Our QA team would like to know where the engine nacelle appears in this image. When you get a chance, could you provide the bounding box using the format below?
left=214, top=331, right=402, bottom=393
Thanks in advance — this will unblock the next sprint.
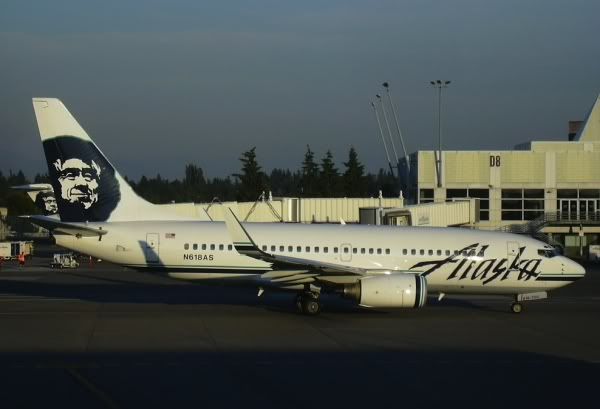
left=343, top=274, right=427, bottom=308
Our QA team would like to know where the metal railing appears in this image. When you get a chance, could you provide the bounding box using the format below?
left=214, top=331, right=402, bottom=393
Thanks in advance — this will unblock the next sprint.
left=498, top=211, right=600, bottom=246
left=500, top=211, right=600, bottom=234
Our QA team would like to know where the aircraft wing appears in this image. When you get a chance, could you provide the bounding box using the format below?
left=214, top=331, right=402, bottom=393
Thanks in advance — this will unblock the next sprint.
left=223, top=207, right=366, bottom=276
left=21, top=215, right=108, bottom=238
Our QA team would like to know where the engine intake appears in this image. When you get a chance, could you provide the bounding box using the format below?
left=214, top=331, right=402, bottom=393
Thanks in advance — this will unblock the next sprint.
left=343, top=274, right=427, bottom=308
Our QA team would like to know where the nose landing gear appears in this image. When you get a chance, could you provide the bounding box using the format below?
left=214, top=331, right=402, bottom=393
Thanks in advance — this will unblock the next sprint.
left=510, top=291, right=547, bottom=314
left=510, top=302, right=523, bottom=314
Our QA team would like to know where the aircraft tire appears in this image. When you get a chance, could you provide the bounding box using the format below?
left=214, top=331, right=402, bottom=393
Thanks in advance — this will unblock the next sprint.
left=510, top=302, right=523, bottom=314
left=301, top=298, right=321, bottom=316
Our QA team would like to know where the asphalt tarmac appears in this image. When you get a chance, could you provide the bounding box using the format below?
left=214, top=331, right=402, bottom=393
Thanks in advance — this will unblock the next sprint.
left=0, top=254, right=598, bottom=409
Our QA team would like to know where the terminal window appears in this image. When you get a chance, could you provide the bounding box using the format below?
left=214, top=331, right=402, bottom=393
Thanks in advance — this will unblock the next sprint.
left=502, top=189, right=544, bottom=221
left=557, top=189, right=600, bottom=221
left=419, top=189, right=434, bottom=204
left=446, top=188, right=489, bottom=221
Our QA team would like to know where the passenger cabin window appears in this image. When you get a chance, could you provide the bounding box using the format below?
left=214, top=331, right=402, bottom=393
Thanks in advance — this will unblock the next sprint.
left=445, top=250, right=451, bottom=256
left=219, top=244, right=224, bottom=251
left=334, top=247, right=339, bottom=254
left=184, top=243, right=189, bottom=250
left=279, top=246, right=284, bottom=252
left=360, top=248, right=366, bottom=254
left=386, top=249, right=390, bottom=255
left=193, top=243, right=198, bottom=250
left=343, top=247, right=349, bottom=253
left=353, top=248, right=357, bottom=254
left=402, top=249, right=407, bottom=255
left=411, top=249, right=416, bottom=255
left=305, top=246, right=310, bottom=253
left=297, top=246, right=302, bottom=252
left=210, top=244, right=215, bottom=250
left=228, top=245, right=233, bottom=251
left=315, top=247, right=319, bottom=253
left=202, top=244, right=207, bottom=250
left=262, top=245, right=267, bottom=251
left=428, top=249, right=433, bottom=256
left=437, top=250, right=442, bottom=256
left=324, top=247, right=329, bottom=253
left=288, top=246, right=293, bottom=252
left=271, top=245, right=276, bottom=252
left=420, top=249, right=425, bottom=255
left=369, top=248, right=374, bottom=254
left=377, top=248, right=382, bottom=255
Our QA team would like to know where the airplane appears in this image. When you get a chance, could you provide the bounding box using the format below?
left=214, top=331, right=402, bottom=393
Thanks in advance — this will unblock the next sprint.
left=24, top=98, right=586, bottom=315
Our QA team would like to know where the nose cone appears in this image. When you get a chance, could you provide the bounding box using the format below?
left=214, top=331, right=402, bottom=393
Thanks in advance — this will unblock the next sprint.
left=563, top=257, right=586, bottom=278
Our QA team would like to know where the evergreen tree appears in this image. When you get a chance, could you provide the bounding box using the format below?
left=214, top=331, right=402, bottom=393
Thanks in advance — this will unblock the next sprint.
left=234, top=147, right=267, bottom=201
left=342, top=147, right=367, bottom=197
left=300, top=145, right=319, bottom=197
left=34, top=173, right=50, bottom=183
left=270, top=168, right=300, bottom=197
left=319, top=150, right=339, bottom=197
left=183, top=164, right=206, bottom=202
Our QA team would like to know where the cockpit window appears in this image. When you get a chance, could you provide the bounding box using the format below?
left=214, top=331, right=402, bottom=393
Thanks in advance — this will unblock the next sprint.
left=538, top=249, right=558, bottom=258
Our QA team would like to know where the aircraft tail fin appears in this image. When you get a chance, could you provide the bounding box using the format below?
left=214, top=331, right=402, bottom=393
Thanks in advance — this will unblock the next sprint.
left=11, top=184, right=58, bottom=215
left=32, top=98, right=189, bottom=222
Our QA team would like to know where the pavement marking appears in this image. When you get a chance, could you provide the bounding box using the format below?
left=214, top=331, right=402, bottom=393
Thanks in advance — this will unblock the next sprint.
left=0, top=276, right=42, bottom=281
left=0, top=293, right=82, bottom=302
left=66, top=367, right=120, bottom=409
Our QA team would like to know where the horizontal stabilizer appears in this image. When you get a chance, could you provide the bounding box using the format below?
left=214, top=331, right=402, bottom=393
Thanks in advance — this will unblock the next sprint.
left=11, top=184, right=54, bottom=192
left=21, top=215, right=108, bottom=238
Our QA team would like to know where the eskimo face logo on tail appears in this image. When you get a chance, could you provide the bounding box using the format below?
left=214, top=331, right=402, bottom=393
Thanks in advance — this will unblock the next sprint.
left=34, top=191, right=58, bottom=215
left=53, top=158, right=100, bottom=209
left=43, top=136, right=120, bottom=222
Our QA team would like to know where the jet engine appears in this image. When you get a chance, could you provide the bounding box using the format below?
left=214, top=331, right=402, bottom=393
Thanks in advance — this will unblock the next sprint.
left=343, top=274, right=427, bottom=308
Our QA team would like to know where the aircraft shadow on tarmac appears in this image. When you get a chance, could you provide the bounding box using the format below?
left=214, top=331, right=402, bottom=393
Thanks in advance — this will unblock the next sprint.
left=0, top=269, right=500, bottom=315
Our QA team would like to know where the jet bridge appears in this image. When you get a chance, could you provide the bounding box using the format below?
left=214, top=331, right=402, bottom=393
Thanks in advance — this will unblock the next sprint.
left=360, top=199, right=478, bottom=227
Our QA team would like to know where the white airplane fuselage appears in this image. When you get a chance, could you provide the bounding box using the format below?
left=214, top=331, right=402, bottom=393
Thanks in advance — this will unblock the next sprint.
left=55, top=220, right=584, bottom=295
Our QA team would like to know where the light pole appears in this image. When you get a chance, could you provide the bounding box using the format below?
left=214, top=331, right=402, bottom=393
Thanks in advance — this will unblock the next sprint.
left=430, top=80, right=451, bottom=188
left=382, top=82, right=410, bottom=175
left=370, top=101, right=395, bottom=178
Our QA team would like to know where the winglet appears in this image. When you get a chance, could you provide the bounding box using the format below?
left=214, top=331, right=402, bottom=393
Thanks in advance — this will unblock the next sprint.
left=222, top=207, right=264, bottom=257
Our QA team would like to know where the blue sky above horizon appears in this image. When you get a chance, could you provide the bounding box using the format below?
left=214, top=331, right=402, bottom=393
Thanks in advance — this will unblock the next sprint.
left=1, top=0, right=599, bottom=180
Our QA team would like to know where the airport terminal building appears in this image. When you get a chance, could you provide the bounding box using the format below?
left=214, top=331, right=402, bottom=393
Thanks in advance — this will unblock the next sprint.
left=410, top=94, right=600, bottom=256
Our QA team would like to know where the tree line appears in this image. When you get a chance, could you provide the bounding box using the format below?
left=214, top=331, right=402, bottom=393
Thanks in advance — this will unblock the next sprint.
left=0, top=146, right=398, bottom=216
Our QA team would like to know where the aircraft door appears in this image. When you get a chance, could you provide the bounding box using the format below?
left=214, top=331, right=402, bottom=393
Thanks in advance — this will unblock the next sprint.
left=507, top=241, right=520, bottom=270
left=145, top=233, right=160, bottom=263
left=340, top=243, right=352, bottom=262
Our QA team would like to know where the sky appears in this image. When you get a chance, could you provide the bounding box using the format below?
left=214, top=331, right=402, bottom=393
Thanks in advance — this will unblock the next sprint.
left=1, top=0, right=599, bottom=180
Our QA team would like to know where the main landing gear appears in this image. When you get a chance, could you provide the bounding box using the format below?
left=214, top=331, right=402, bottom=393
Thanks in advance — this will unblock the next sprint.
left=296, top=292, right=322, bottom=315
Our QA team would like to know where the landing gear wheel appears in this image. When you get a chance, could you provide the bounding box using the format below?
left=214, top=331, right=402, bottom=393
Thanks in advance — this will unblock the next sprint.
left=510, top=302, right=523, bottom=314
left=301, top=298, right=321, bottom=315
